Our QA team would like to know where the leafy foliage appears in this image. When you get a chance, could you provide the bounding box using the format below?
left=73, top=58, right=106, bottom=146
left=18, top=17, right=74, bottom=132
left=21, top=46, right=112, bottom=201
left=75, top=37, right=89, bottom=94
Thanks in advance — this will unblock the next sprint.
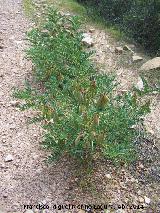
left=14, top=7, right=152, bottom=166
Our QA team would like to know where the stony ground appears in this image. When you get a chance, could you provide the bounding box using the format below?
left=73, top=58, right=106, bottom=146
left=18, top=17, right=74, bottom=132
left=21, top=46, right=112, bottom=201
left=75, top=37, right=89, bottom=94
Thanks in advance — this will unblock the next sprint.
left=0, top=0, right=159, bottom=213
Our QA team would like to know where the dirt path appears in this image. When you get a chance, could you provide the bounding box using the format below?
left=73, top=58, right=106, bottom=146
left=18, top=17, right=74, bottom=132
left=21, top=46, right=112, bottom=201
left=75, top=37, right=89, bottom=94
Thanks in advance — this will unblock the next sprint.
left=0, top=1, right=70, bottom=212
left=0, top=0, right=159, bottom=213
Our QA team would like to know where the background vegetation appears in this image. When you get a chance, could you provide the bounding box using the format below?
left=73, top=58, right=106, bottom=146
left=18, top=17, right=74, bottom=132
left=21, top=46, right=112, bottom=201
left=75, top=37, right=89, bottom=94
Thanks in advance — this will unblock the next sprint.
left=77, top=0, right=160, bottom=55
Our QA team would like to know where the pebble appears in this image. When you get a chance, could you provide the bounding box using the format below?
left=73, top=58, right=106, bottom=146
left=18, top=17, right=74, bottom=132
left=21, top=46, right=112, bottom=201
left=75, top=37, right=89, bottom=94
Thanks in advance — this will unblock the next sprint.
left=146, top=126, right=154, bottom=135
left=10, top=100, right=20, bottom=107
left=105, top=173, right=112, bottom=179
left=4, top=154, right=14, bottom=162
left=89, top=28, right=95, bottom=33
left=78, top=210, right=85, bottom=213
left=115, top=47, right=123, bottom=54
left=3, top=193, right=8, bottom=198
left=138, top=163, right=144, bottom=169
left=9, top=35, right=15, bottom=41
left=116, top=210, right=125, bottom=213
left=137, top=190, right=142, bottom=195
left=10, top=124, right=16, bottom=130
left=82, top=33, right=94, bottom=47
left=0, top=164, right=6, bottom=168
left=132, top=55, right=143, bottom=62
left=14, top=40, right=23, bottom=45
left=139, top=197, right=144, bottom=203
left=144, top=196, right=151, bottom=204
left=130, top=177, right=136, bottom=182
left=135, top=77, right=144, bottom=91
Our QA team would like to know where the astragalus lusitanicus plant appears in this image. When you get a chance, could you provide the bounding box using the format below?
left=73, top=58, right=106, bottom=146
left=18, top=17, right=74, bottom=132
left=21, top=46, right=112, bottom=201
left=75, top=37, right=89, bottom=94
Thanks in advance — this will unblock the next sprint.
left=14, top=7, right=151, bottom=166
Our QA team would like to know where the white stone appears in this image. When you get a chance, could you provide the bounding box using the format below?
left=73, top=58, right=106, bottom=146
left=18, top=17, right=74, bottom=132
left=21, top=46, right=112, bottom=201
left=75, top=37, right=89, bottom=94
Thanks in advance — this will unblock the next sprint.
left=139, top=197, right=144, bottom=203
left=135, top=77, right=144, bottom=90
left=146, top=126, right=154, bottom=135
left=130, top=177, right=136, bottom=182
left=139, top=163, right=144, bottom=169
left=140, top=57, right=160, bottom=71
left=10, top=124, right=16, bottom=130
left=82, top=33, right=94, bottom=47
left=9, top=36, right=15, bottom=41
left=14, top=40, right=23, bottom=45
left=116, top=210, right=125, bottom=213
left=144, top=196, right=151, bottom=204
left=105, top=173, right=112, bottom=179
left=64, top=12, right=71, bottom=16
left=10, top=100, right=20, bottom=107
left=132, top=55, right=143, bottom=62
left=4, top=154, right=14, bottom=162
left=89, top=28, right=95, bottom=33
left=78, top=210, right=85, bottom=213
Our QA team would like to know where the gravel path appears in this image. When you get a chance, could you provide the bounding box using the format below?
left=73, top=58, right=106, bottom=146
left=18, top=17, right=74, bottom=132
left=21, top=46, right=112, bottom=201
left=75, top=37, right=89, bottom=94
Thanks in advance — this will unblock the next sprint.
left=0, top=1, right=70, bottom=212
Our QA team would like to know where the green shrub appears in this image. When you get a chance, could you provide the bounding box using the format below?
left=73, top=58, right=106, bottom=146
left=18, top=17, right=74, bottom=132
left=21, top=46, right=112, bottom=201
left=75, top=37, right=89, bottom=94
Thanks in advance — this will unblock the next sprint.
left=14, top=8, right=152, bottom=166
left=78, top=0, right=160, bottom=55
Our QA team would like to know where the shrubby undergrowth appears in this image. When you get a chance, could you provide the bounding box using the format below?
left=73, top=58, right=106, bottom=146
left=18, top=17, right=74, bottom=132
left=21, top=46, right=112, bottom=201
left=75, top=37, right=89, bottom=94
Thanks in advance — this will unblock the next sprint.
left=77, top=0, right=160, bottom=55
left=14, top=8, right=152, bottom=166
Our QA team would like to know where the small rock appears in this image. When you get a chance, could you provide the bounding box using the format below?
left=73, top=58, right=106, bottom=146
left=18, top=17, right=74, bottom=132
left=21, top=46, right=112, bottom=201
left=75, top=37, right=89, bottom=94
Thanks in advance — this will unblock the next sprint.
left=137, top=190, right=142, bottom=195
left=64, top=12, right=71, bottom=16
left=105, top=173, right=112, bottom=179
left=0, top=164, right=6, bottom=168
left=60, top=11, right=71, bottom=16
left=132, top=55, right=143, bottom=62
left=3, top=193, right=8, bottom=198
left=4, top=154, right=14, bottom=162
left=140, top=57, right=160, bottom=71
left=78, top=210, right=85, bottom=213
left=10, top=100, right=20, bottom=107
left=138, top=163, right=144, bottom=169
left=89, top=28, right=95, bottom=33
left=14, top=40, right=23, bottom=45
left=130, top=177, right=136, bottom=182
left=115, top=47, right=123, bottom=54
left=135, top=77, right=144, bottom=90
left=116, top=210, right=125, bottom=213
left=139, top=197, right=144, bottom=203
left=146, top=126, right=154, bottom=135
left=144, top=196, right=151, bottom=204
left=9, top=36, right=15, bottom=41
left=82, top=33, right=94, bottom=47
left=10, top=124, right=16, bottom=130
